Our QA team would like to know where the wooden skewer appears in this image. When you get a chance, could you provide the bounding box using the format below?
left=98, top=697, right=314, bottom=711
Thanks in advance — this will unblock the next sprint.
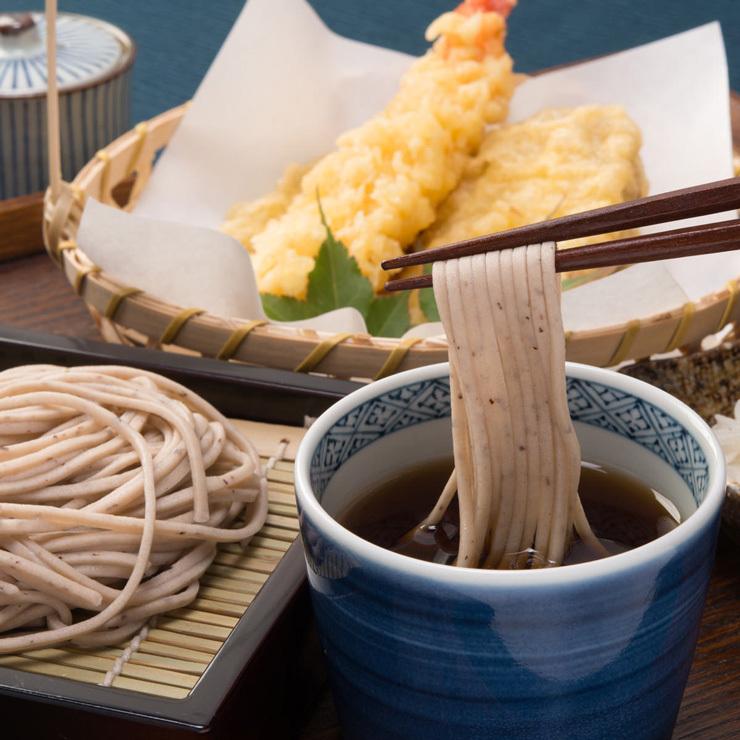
left=381, top=176, right=740, bottom=274
left=45, top=0, right=62, bottom=202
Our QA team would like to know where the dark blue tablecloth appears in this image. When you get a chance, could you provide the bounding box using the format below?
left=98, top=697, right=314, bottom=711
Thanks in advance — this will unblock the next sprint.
left=9, top=1, right=740, bottom=125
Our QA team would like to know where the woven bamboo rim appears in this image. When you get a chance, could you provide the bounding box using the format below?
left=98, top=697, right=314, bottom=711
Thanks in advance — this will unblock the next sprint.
left=0, top=417, right=304, bottom=699
left=42, top=106, right=740, bottom=379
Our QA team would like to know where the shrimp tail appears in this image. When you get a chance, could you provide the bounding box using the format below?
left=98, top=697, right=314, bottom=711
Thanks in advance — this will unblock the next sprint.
left=456, top=0, right=517, bottom=18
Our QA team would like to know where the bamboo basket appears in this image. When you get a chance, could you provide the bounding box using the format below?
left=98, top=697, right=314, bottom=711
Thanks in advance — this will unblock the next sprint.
left=41, top=39, right=740, bottom=380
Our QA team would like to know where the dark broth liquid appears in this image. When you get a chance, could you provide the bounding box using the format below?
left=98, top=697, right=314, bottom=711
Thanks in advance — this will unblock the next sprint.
left=340, top=458, right=680, bottom=567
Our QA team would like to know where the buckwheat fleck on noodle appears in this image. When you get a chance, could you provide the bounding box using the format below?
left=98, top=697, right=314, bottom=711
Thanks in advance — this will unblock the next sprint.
left=0, top=365, right=266, bottom=652
left=424, top=244, right=606, bottom=568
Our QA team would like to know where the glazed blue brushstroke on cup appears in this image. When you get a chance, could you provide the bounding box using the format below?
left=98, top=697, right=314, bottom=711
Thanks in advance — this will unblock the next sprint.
left=294, top=363, right=725, bottom=740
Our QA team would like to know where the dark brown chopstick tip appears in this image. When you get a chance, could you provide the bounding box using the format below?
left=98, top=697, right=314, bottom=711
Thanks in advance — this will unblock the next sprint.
left=382, top=177, right=740, bottom=273
left=384, top=218, right=740, bottom=293
left=385, top=274, right=433, bottom=292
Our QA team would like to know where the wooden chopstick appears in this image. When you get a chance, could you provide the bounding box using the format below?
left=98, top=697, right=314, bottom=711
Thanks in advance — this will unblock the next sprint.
left=384, top=218, right=740, bottom=292
left=381, top=176, right=740, bottom=274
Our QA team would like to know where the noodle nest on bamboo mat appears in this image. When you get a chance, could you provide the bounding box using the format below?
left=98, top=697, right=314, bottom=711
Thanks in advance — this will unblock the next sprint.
left=0, top=365, right=266, bottom=653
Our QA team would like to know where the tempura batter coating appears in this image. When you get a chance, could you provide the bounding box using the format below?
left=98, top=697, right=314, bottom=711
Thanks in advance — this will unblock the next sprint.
left=222, top=163, right=309, bottom=254
left=225, top=1, right=516, bottom=298
left=422, top=105, right=647, bottom=254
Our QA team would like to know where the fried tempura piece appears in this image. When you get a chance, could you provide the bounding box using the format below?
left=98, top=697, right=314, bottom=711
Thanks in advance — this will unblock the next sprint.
left=422, top=105, right=648, bottom=254
left=221, top=163, right=309, bottom=254
left=225, top=0, right=516, bottom=298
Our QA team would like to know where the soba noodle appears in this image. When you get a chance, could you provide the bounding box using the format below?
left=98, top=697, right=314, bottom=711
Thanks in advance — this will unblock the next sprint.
left=424, top=244, right=605, bottom=568
left=0, top=365, right=266, bottom=652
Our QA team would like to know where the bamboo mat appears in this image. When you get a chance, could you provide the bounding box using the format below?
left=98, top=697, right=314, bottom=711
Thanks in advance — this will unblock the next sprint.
left=0, top=419, right=306, bottom=699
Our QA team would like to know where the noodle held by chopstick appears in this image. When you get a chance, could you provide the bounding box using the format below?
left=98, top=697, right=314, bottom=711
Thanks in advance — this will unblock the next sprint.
left=427, top=245, right=606, bottom=568
left=0, top=365, right=266, bottom=652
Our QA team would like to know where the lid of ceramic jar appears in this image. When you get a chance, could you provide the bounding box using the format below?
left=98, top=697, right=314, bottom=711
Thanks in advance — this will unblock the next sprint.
left=0, top=11, right=134, bottom=97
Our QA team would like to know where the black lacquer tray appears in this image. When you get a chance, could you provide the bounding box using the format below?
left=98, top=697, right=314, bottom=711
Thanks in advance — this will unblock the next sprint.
left=0, top=325, right=359, bottom=739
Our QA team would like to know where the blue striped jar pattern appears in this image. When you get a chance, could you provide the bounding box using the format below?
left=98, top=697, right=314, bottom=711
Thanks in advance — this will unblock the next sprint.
left=0, top=12, right=134, bottom=200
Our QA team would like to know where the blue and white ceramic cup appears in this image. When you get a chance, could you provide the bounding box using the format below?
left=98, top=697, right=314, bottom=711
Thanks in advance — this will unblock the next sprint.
left=295, top=363, right=726, bottom=740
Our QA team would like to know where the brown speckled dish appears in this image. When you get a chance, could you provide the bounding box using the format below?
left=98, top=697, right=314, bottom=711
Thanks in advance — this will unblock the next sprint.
left=620, top=338, right=740, bottom=544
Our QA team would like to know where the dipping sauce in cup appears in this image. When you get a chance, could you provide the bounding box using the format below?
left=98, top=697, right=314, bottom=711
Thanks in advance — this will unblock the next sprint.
left=295, top=362, right=725, bottom=740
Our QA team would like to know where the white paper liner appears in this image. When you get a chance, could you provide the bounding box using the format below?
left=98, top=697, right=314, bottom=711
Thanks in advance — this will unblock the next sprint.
left=75, top=0, right=735, bottom=340
left=79, top=199, right=367, bottom=332
left=134, top=0, right=413, bottom=228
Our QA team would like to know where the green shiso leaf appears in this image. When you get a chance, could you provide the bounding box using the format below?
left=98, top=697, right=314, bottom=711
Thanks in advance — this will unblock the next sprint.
left=259, top=294, right=314, bottom=321
left=261, top=199, right=412, bottom=337
left=366, top=292, right=411, bottom=338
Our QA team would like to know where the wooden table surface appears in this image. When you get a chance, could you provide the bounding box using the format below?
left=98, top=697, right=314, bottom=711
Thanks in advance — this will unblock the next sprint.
left=0, top=253, right=738, bottom=739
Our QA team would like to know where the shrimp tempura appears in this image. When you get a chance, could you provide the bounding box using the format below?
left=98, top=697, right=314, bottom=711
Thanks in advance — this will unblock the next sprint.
left=223, top=0, right=516, bottom=298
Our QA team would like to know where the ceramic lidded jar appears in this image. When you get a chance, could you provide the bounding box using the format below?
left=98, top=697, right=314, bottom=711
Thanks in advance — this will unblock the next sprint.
left=0, top=11, right=134, bottom=200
